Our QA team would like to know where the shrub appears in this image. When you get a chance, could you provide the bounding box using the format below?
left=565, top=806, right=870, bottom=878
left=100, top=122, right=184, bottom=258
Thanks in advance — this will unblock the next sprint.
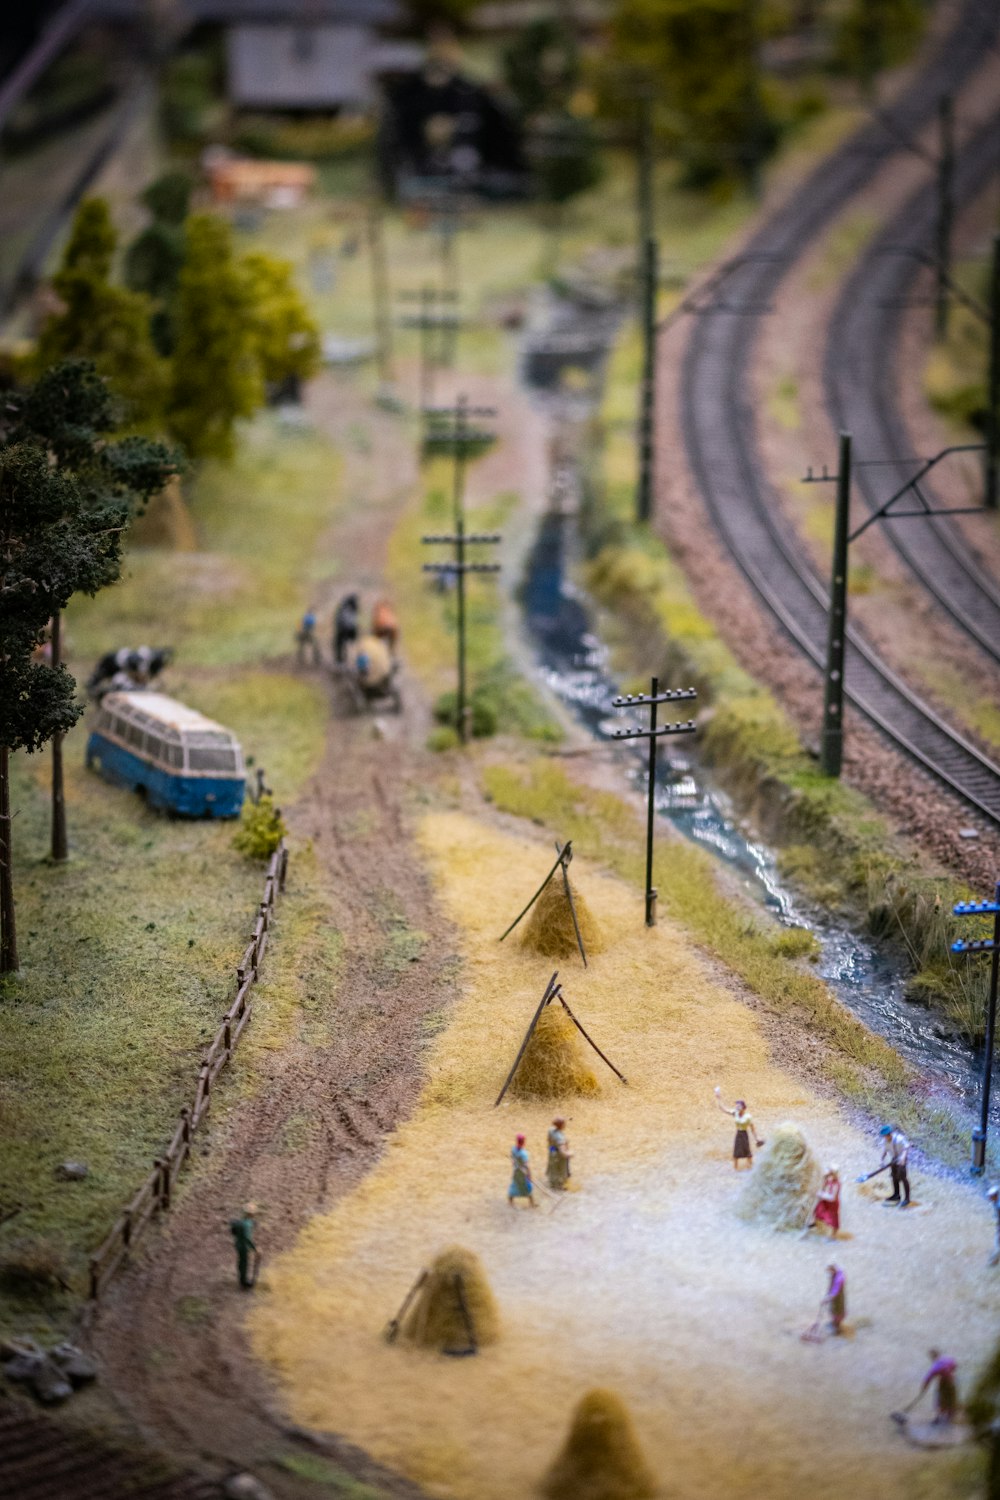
left=433, top=689, right=498, bottom=739
left=770, top=927, right=820, bottom=962
left=427, top=725, right=460, bottom=753
left=0, top=1237, right=70, bottom=1295
left=233, top=794, right=286, bottom=860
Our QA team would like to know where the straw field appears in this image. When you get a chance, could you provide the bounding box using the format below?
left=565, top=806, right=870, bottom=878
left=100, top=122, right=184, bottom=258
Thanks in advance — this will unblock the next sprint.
left=250, top=811, right=999, bottom=1500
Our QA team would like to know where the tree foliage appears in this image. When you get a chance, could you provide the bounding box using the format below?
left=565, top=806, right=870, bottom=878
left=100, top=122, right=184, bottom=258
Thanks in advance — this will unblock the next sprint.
left=240, top=252, right=321, bottom=391
left=34, top=198, right=168, bottom=427
left=831, top=0, right=925, bottom=91
left=0, top=361, right=178, bottom=970
left=123, top=171, right=193, bottom=356
left=167, top=215, right=263, bottom=461
left=607, top=0, right=780, bottom=187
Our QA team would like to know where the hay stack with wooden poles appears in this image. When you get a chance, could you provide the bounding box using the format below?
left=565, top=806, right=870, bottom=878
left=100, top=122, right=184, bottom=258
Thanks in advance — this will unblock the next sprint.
left=542, top=1388, right=657, bottom=1500
left=737, top=1122, right=821, bottom=1231
left=398, top=1247, right=499, bottom=1355
left=510, top=1001, right=600, bottom=1101
left=520, top=874, right=603, bottom=961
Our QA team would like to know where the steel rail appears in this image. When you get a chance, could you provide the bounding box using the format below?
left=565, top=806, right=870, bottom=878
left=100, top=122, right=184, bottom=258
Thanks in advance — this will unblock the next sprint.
left=678, top=0, right=1000, bottom=827
left=825, top=109, right=1000, bottom=664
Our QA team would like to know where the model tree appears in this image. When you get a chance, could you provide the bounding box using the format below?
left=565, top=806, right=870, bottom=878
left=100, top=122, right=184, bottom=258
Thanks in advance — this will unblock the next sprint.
left=607, top=0, right=780, bottom=189
left=0, top=362, right=178, bottom=961
left=832, top=0, right=924, bottom=94
left=167, top=214, right=264, bottom=461
left=34, top=198, right=168, bottom=428
left=123, top=170, right=194, bottom=355
left=240, top=251, right=321, bottom=398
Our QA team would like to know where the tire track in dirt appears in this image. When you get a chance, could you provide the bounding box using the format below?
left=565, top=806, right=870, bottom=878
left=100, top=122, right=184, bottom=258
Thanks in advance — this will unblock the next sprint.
left=89, top=379, right=448, bottom=1499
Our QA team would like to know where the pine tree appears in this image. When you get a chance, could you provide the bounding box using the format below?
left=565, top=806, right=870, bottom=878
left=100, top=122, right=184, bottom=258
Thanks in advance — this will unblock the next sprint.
left=34, top=198, right=168, bottom=427
left=167, top=215, right=263, bottom=461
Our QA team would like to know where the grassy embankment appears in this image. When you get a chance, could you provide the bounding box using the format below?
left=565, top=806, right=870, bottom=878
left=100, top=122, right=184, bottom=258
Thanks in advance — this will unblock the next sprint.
left=0, top=414, right=344, bottom=1337
left=582, top=298, right=992, bottom=1041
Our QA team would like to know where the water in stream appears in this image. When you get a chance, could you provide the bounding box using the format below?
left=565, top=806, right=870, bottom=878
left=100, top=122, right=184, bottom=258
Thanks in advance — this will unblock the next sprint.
left=519, top=454, right=996, bottom=1143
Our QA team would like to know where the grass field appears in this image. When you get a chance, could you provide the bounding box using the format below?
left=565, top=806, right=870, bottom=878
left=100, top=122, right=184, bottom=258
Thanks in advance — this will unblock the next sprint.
left=0, top=412, right=344, bottom=1332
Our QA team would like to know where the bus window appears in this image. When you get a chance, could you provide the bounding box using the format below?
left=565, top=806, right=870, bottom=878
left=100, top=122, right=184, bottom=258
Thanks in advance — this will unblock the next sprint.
left=166, top=742, right=183, bottom=769
left=187, top=744, right=238, bottom=773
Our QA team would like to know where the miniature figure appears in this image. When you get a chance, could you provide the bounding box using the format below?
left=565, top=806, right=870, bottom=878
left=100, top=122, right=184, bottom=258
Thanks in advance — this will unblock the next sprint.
left=713, top=1087, right=764, bottom=1168
left=295, top=609, right=320, bottom=666
left=230, top=1203, right=259, bottom=1288
left=803, top=1167, right=841, bottom=1239
left=879, top=1124, right=911, bottom=1207
left=333, top=592, right=360, bottom=664
left=371, top=598, right=399, bottom=654
left=508, top=1133, right=537, bottom=1209
left=546, top=1116, right=572, bottom=1191
left=987, top=1185, right=1000, bottom=1266
left=823, top=1263, right=846, bottom=1335
left=903, top=1350, right=959, bottom=1425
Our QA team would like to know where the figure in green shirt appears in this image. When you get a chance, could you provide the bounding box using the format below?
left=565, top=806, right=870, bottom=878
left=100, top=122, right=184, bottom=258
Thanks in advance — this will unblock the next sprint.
left=230, top=1202, right=259, bottom=1289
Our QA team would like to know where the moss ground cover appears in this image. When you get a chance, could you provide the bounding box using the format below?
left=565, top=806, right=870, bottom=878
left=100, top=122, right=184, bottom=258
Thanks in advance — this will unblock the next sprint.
left=0, top=413, right=342, bottom=1329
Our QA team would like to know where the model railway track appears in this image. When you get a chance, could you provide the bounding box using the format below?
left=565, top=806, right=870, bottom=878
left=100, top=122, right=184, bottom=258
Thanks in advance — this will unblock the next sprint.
left=825, top=107, right=1000, bottom=665
left=678, top=0, right=1000, bottom=829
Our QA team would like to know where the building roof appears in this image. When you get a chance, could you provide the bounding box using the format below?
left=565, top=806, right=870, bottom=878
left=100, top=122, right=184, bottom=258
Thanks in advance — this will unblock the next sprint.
left=92, top=0, right=406, bottom=25
left=227, top=23, right=422, bottom=108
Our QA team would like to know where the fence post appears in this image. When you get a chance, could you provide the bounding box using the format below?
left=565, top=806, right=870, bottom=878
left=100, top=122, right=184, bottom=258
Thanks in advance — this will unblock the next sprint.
left=122, top=1207, right=132, bottom=1250
left=89, top=1257, right=100, bottom=1301
left=181, top=1105, right=191, bottom=1149
left=279, top=845, right=288, bottom=891
left=224, top=1020, right=232, bottom=1057
left=156, top=1157, right=169, bottom=1211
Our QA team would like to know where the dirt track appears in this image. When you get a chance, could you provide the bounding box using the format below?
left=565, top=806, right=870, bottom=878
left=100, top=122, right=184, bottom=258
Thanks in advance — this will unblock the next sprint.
left=90, top=380, right=449, bottom=1498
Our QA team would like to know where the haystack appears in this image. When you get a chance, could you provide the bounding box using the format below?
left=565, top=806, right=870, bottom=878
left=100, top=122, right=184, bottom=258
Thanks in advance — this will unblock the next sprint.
left=542, top=1389, right=657, bottom=1500
left=400, top=1246, right=500, bottom=1353
left=736, top=1122, right=821, bottom=1231
left=510, top=1003, right=600, bottom=1101
left=520, top=876, right=603, bottom=960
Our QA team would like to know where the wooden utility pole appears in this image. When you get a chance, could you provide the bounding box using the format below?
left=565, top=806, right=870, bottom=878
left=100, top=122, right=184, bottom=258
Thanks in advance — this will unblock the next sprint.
left=610, top=679, right=697, bottom=926
left=637, top=236, right=658, bottom=524
left=821, top=433, right=852, bottom=778
left=933, top=95, right=954, bottom=342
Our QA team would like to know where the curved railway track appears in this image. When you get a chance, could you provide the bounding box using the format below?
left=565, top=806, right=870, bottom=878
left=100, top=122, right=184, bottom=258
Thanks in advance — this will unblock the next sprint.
left=678, top=0, right=1000, bottom=828
left=825, top=107, right=1000, bottom=664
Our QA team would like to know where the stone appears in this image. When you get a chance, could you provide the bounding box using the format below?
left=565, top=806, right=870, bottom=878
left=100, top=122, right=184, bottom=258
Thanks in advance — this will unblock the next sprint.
left=2, top=1351, right=46, bottom=1384
left=55, top=1161, right=89, bottom=1181
left=50, top=1343, right=98, bottom=1386
left=222, top=1475, right=276, bottom=1500
left=0, top=1335, right=42, bottom=1361
left=30, top=1357, right=73, bottom=1405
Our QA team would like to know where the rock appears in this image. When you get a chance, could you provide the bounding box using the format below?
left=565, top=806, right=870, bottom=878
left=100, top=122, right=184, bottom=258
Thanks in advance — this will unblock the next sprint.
left=30, top=1358, right=73, bottom=1405
left=55, top=1161, right=88, bottom=1181
left=2, top=1351, right=46, bottom=1384
left=0, top=1335, right=42, bottom=1361
left=223, top=1475, right=276, bottom=1500
left=2, top=1352, right=72, bottom=1404
left=50, top=1343, right=98, bottom=1386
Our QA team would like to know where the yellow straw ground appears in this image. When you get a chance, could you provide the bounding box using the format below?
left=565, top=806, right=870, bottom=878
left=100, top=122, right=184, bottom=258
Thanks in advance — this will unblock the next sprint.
left=250, top=811, right=998, bottom=1500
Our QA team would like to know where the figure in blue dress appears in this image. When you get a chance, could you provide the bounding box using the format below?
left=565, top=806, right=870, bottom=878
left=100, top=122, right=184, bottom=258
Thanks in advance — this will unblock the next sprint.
left=508, top=1133, right=537, bottom=1209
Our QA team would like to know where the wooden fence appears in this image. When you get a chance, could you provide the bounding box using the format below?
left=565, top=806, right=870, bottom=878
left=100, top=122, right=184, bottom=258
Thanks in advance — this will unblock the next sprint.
left=88, top=842, right=289, bottom=1301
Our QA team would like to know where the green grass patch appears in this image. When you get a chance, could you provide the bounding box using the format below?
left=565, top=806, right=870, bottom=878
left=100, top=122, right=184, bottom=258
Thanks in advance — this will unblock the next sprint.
left=481, top=758, right=976, bottom=1169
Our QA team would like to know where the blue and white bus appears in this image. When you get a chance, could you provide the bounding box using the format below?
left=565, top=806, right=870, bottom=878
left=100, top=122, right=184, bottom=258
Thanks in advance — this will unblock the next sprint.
left=86, top=691, right=246, bottom=818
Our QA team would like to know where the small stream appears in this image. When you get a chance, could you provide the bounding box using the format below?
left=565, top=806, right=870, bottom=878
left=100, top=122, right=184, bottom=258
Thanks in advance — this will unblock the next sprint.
left=517, top=289, right=994, bottom=1139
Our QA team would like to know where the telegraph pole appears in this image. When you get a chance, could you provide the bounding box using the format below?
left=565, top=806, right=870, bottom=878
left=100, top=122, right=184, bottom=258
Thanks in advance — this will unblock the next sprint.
left=821, top=433, right=852, bottom=779
left=366, top=200, right=395, bottom=389
left=420, top=397, right=499, bottom=742
left=987, top=233, right=1000, bottom=510
left=933, top=95, right=954, bottom=341
left=610, top=679, right=697, bottom=926
left=637, top=236, right=658, bottom=524
left=398, top=286, right=459, bottom=414
left=952, top=883, right=1000, bottom=1174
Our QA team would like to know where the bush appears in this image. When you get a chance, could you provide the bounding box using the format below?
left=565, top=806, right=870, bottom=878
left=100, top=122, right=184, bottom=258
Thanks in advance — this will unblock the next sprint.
left=0, top=1237, right=70, bottom=1295
left=770, top=927, right=820, bottom=961
left=231, top=113, right=374, bottom=161
left=427, top=725, right=460, bottom=752
left=232, top=794, right=286, bottom=860
left=433, top=689, right=499, bottom=739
